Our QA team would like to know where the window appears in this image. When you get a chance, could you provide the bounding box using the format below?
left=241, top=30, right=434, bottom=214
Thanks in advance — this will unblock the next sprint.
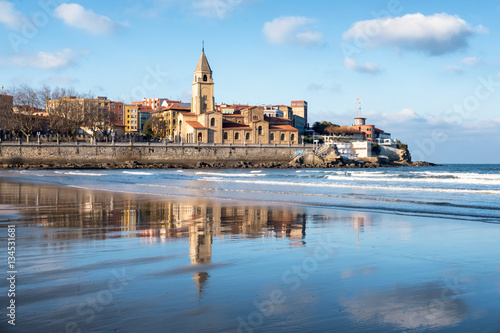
left=235, top=132, right=239, bottom=140
left=198, top=133, right=203, bottom=141
left=291, top=134, right=295, bottom=141
left=280, top=133, right=285, bottom=140
left=258, top=126, right=262, bottom=135
left=203, top=74, right=208, bottom=82
left=270, top=133, right=274, bottom=140
left=253, top=115, right=258, bottom=120
left=223, top=132, right=228, bottom=140
left=245, top=133, right=250, bottom=140
left=211, top=118, right=215, bottom=127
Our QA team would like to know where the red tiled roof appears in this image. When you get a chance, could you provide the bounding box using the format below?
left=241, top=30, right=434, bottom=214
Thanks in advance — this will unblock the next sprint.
left=179, top=112, right=196, bottom=117
left=159, top=103, right=190, bottom=111
left=186, top=121, right=207, bottom=129
left=241, top=106, right=261, bottom=112
left=223, top=114, right=244, bottom=117
left=374, top=127, right=385, bottom=133
left=223, top=122, right=251, bottom=129
left=269, top=125, right=298, bottom=131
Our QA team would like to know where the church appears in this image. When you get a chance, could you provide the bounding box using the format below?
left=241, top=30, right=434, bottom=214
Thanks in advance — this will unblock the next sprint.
left=176, top=48, right=299, bottom=145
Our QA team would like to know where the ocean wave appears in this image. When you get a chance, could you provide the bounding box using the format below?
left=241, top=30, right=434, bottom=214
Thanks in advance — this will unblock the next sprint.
left=65, top=171, right=105, bottom=176
left=122, top=171, right=154, bottom=175
left=195, top=172, right=266, bottom=177
left=202, top=178, right=500, bottom=195
left=325, top=174, right=500, bottom=185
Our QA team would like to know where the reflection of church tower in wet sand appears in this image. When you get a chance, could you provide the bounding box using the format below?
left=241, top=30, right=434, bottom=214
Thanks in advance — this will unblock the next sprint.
left=189, top=220, right=212, bottom=298
left=189, top=221, right=212, bottom=264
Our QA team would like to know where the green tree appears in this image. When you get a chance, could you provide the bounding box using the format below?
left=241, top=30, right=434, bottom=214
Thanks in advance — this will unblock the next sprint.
left=143, top=118, right=154, bottom=139
left=312, top=121, right=339, bottom=135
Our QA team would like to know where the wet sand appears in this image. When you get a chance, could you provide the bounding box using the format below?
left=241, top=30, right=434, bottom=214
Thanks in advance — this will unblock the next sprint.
left=0, top=179, right=499, bottom=332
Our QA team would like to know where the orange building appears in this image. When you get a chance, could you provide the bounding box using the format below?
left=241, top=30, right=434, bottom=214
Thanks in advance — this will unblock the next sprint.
left=351, top=117, right=389, bottom=142
left=110, top=101, right=124, bottom=126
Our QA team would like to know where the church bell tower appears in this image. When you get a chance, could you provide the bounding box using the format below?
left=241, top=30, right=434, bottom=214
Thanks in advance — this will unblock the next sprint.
left=192, top=43, right=215, bottom=115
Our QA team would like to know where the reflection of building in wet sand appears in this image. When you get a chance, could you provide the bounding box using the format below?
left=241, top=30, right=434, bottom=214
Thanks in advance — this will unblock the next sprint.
left=189, top=219, right=212, bottom=265
left=0, top=180, right=306, bottom=246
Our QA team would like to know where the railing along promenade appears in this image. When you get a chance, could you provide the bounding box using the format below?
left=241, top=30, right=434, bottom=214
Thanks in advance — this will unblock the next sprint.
left=0, top=141, right=313, bottom=149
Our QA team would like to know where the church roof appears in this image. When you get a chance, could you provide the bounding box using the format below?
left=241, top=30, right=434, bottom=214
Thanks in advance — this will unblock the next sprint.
left=269, top=125, right=298, bottom=131
left=195, top=51, right=212, bottom=73
left=159, top=103, right=190, bottom=111
left=223, top=122, right=251, bottom=129
left=223, top=114, right=244, bottom=118
left=186, top=121, right=207, bottom=129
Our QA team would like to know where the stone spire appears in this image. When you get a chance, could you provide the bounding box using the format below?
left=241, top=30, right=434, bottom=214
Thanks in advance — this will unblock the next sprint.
left=195, top=48, right=212, bottom=73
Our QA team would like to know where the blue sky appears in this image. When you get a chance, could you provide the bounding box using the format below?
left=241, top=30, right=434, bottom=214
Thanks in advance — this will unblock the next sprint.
left=1, top=0, right=499, bottom=163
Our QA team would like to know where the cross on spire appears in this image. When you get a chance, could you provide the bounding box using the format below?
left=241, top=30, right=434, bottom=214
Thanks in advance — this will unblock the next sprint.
left=202, top=40, right=204, bottom=52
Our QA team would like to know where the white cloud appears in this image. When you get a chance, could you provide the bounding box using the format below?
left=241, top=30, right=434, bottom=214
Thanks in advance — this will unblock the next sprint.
left=192, top=0, right=246, bottom=19
left=0, top=0, right=26, bottom=30
left=343, top=13, right=485, bottom=55
left=55, top=3, right=122, bottom=34
left=381, top=108, right=422, bottom=123
left=442, top=65, right=463, bottom=74
left=0, top=48, right=90, bottom=69
left=343, top=57, right=382, bottom=74
left=263, top=16, right=323, bottom=47
left=461, top=56, right=480, bottom=66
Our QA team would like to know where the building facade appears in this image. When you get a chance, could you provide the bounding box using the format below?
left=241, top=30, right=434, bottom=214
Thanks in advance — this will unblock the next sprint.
left=110, top=101, right=124, bottom=126
left=124, top=104, right=139, bottom=132
left=291, top=100, right=308, bottom=130
left=351, top=116, right=391, bottom=142
left=177, top=49, right=299, bottom=144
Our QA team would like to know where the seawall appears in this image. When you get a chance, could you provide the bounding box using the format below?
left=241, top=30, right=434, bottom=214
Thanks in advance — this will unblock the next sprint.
left=0, top=142, right=311, bottom=168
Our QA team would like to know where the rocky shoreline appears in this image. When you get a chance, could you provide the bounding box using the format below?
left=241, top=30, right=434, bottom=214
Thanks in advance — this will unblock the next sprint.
left=0, top=159, right=437, bottom=170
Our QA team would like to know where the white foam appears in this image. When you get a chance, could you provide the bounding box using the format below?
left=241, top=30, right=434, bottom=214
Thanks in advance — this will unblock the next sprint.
left=195, top=172, right=266, bottom=177
left=65, top=171, right=104, bottom=176
left=325, top=174, right=500, bottom=185
left=201, top=178, right=500, bottom=195
left=122, top=171, right=154, bottom=175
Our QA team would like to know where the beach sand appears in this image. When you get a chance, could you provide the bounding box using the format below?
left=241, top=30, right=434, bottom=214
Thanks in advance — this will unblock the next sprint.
left=0, top=178, right=499, bottom=332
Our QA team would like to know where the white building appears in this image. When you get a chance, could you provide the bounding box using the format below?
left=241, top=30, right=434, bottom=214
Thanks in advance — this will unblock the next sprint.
left=262, top=105, right=284, bottom=118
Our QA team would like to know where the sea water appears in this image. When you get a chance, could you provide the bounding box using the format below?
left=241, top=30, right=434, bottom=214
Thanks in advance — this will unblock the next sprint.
left=4, top=164, right=499, bottom=222
left=0, top=164, right=499, bottom=332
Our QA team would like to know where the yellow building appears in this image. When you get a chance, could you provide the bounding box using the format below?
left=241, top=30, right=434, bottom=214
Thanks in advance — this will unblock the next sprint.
left=151, top=103, right=191, bottom=140
left=124, top=104, right=138, bottom=132
left=46, top=96, right=111, bottom=114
